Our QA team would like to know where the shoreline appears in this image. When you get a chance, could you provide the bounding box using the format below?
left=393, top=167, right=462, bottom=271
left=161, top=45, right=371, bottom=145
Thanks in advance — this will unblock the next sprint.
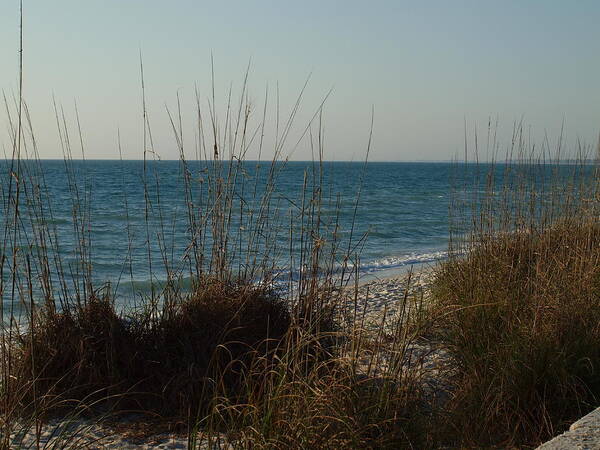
left=356, top=260, right=437, bottom=285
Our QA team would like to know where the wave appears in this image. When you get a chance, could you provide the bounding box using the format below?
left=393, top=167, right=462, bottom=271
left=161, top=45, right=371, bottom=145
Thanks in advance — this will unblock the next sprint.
left=115, top=250, right=449, bottom=291
left=112, top=250, right=449, bottom=290
left=115, top=276, right=193, bottom=294
left=359, top=250, right=448, bottom=273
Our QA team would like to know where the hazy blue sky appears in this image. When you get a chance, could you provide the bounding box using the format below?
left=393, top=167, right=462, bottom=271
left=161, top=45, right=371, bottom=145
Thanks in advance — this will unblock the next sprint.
left=1, top=1, right=599, bottom=161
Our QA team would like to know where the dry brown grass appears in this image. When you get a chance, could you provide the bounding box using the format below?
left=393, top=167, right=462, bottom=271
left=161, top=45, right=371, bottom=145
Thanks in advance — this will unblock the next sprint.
left=432, top=213, right=600, bottom=446
left=11, top=278, right=292, bottom=422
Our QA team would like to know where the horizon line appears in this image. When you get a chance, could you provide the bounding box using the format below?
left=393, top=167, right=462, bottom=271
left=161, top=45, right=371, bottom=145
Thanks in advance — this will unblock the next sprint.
left=1, top=158, right=597, bottom=164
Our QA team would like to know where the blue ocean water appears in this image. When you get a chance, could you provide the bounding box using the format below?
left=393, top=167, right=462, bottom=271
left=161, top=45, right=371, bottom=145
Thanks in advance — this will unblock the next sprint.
left=2, top=159, right=591, bottom=309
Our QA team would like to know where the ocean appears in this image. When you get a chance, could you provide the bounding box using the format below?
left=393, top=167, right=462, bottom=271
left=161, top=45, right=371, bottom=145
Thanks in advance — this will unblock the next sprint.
left=1, top=159, right=591, bottom=311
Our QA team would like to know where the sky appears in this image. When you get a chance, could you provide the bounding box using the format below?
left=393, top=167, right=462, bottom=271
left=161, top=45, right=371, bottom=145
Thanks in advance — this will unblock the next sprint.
left=0, top=1, right=599, bottom=161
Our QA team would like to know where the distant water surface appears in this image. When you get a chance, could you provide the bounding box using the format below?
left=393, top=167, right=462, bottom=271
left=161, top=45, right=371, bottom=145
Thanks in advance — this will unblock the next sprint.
left=2, top=160, right=590, bottom=310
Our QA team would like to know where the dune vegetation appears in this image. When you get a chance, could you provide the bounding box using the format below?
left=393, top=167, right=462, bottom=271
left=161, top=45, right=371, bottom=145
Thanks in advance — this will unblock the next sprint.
left=432, top=149, right=600, bottom=446
left=2, top=22, right=600, bottom=449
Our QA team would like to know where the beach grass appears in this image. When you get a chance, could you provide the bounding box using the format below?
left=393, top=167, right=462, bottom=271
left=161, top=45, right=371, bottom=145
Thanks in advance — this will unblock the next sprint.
left=428, top=126, right=600, bottom=447
left=2, top=15, right=600, bottom=446
left=433, top=219, right=600, bottom=446
left=12, top=278, right=292, bottom=419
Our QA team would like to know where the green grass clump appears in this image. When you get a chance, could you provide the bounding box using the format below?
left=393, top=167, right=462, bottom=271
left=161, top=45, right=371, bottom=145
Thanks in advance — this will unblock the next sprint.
left=432, top=219, right=600, bottom=447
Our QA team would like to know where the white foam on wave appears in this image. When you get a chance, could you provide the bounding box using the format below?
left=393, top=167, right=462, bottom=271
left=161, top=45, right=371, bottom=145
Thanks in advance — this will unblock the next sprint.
left=360, top=250, right=448, bottom=273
